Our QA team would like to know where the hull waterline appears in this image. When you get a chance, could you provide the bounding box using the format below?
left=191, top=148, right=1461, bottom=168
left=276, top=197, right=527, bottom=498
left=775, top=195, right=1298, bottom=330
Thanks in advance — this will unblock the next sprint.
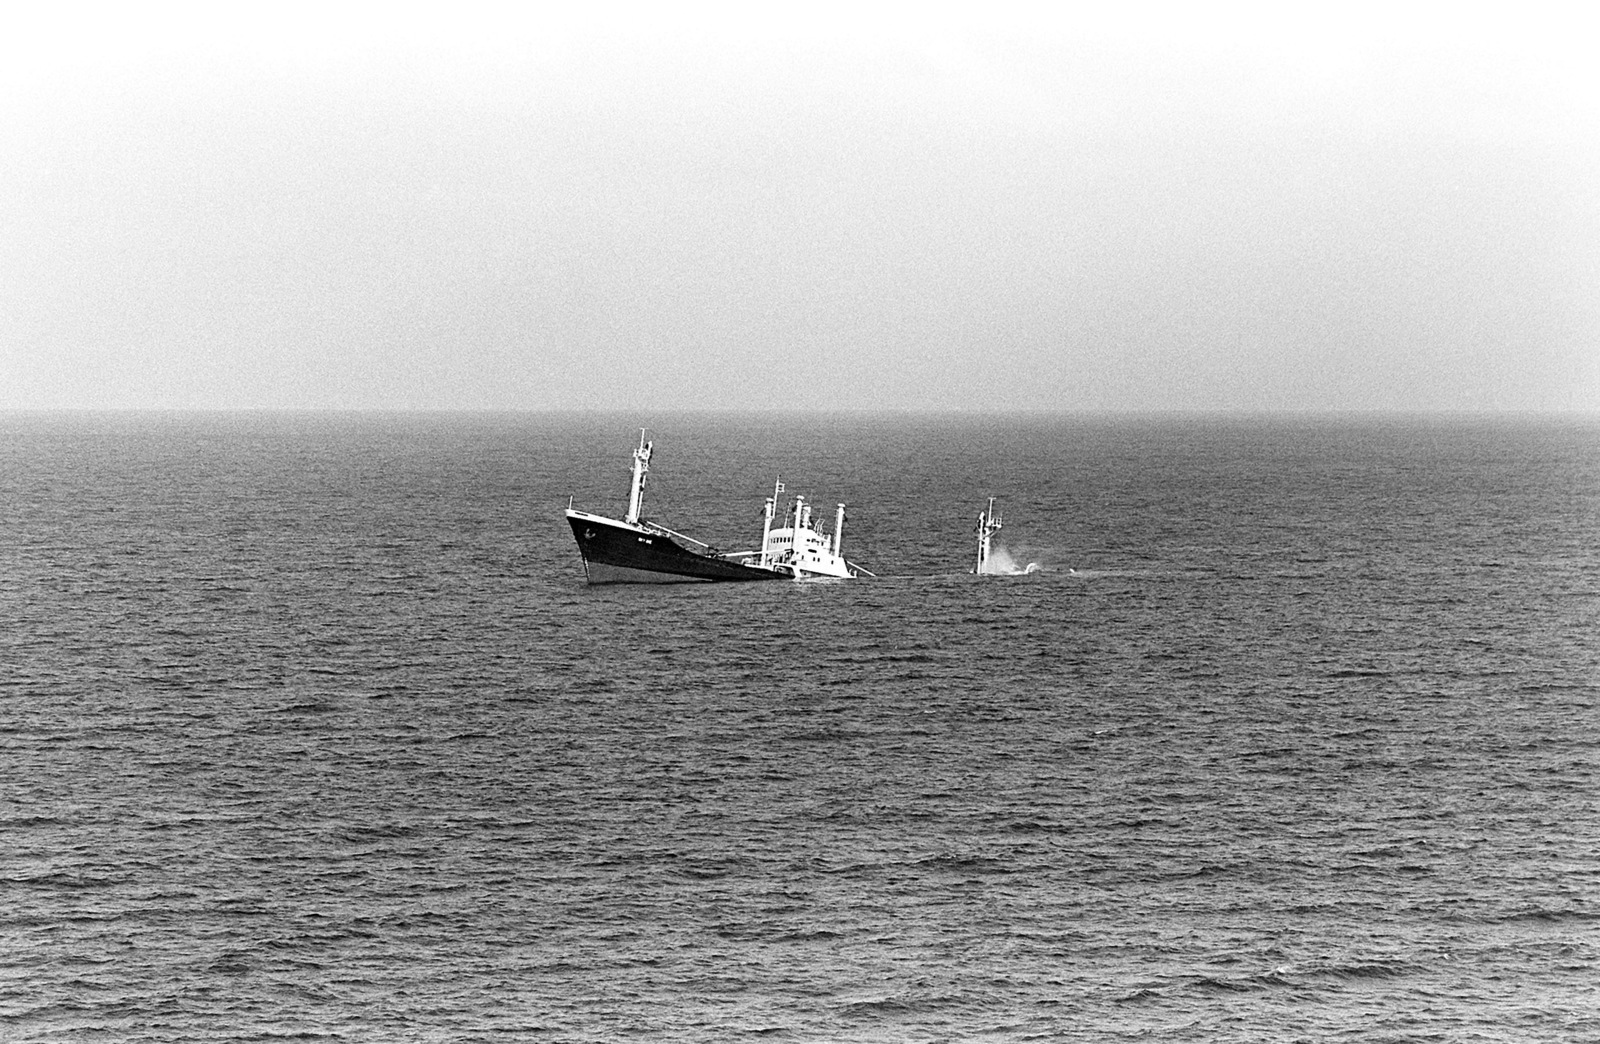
left=566, top=511, right=787, bottom=584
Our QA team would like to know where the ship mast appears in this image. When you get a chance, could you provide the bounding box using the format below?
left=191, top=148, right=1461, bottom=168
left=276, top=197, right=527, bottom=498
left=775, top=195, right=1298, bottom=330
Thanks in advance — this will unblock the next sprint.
left=625, top=429, right=652, bottom=525
left=976, top=497, right=1001, bottom=573
left=759, top=476, right=782, bottom=568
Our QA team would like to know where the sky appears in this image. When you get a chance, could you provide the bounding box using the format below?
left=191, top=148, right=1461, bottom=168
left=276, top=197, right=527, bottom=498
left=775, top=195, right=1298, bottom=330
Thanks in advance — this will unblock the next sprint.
left=2, top=1, right=1596, bottom=411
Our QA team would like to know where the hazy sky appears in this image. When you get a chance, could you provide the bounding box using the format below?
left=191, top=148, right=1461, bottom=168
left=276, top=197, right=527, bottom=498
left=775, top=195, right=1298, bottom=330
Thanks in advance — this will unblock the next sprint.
left=2, top=2, right=1596, bottom=411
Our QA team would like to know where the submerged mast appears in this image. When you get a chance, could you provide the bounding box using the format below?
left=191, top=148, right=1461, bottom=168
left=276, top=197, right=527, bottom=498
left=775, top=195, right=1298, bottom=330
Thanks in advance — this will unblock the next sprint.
left=625, top=429, right=652, bottom=525
left=976, top=497, right=1001, bottom=573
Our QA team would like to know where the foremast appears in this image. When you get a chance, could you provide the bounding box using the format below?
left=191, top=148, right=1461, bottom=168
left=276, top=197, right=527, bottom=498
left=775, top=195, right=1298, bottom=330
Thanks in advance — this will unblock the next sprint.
left=976, top=497, right=1002, bottom=573
left=625, top=429, right=652, bottom=525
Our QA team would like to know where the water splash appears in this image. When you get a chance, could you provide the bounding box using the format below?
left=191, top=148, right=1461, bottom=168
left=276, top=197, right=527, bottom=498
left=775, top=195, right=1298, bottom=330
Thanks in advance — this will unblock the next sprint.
left=977, top=544, right=1041, bottom=575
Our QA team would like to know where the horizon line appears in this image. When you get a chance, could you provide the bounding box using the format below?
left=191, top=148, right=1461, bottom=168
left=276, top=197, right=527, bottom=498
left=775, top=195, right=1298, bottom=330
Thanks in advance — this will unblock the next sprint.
left=3, top=405, right=1598, bottom=419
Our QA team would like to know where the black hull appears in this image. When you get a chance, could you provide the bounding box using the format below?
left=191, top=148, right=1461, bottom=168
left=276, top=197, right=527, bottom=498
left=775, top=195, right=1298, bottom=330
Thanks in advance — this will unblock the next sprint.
left=566, top=511, right=787, bottom=584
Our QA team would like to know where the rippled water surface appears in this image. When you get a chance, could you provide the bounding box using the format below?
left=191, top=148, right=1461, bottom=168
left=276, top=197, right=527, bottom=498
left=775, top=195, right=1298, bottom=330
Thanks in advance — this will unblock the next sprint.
left=3, top=412, right=1597, bottom=1042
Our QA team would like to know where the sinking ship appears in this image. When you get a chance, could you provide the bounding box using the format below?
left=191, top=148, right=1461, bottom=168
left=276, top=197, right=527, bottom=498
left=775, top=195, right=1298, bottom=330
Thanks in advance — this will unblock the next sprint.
left=565, top=431, right=870, bottom=584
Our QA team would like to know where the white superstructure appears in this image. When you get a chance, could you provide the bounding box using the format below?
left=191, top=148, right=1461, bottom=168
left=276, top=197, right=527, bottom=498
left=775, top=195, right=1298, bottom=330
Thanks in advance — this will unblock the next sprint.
left=746, top=476, right=858, bottom=579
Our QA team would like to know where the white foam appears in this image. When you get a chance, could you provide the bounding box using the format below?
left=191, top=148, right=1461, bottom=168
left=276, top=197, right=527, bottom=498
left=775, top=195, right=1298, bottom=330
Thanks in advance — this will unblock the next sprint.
left=978, top=544, right=1042, bottom=575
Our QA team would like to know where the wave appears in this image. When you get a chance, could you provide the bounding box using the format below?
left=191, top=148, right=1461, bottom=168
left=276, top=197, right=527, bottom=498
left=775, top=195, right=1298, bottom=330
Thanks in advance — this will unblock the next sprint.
left=0, top=814, right=68, bottom=830
left=1494, top=905, right=1600, bottom=924
left=1115, top=987, right=1163, bottom=1003
left=1175, top=959, right=1417, bottom=996
left=910, top=853, right=1013, bottom=875
left=777, top=927, right=844, bottom=942
left=1310, top=960, right=1415, bottom=981
left=1188, top=973, right=1288, bottom=993
left=4, top=871, right=129, bottom=890
left=838, top=992, right=969, bottom=1017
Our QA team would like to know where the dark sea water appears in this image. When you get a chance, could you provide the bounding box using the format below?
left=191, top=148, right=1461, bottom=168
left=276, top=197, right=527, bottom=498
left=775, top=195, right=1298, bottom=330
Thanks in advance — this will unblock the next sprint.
left=3, top=411, right=1597, bottom=1042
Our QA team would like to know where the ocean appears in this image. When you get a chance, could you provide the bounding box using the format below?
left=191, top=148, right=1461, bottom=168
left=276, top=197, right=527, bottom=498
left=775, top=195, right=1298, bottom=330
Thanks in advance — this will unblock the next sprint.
left=2, top=411, right=1597, bottom=1042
